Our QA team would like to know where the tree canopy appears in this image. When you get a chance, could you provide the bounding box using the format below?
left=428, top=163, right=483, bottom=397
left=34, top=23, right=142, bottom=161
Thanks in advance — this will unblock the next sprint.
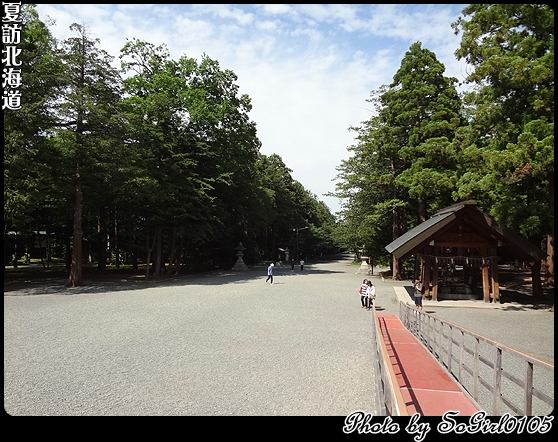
left=5, top=5, right=553, bottom=286
left=4, top=6, right=339, bottom=284
left=332, top=4, right=553, bottom=281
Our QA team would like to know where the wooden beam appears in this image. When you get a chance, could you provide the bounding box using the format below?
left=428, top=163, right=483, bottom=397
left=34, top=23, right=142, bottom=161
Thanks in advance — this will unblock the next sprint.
left=433, top=241, right=493, bottom=248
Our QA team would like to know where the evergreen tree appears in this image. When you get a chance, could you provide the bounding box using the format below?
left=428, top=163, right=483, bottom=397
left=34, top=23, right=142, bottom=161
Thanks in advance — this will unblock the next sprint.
left=119, top=40, right=263, bottom=274
left=333, top=43, right=462, bottom=275
left=55, top=23, right=122, bottom=286
left=452, top=4, right=554, bottom=288
left=381, top=42, right=463, bottom=222
left=4, top=4, right=62, bottom=236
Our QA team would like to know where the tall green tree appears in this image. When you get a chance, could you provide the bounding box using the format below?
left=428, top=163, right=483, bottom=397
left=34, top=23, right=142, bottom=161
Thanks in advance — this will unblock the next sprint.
left=119, top=40, right=263, bottom=274
left=254, top=153, right=304, bottom=258
left=55, top=23, right=122, bottom=286
left=381, top=42, right=463, bottom=222
left=451, top=4, right=554, bottom=286
left=4, top=4, right=62, bottom=237
left=331, top=108, right=400, bottom=264
left=333, top=43, right=463, bottom=275
left=292, top=185, right=337, bottom=258
left=188, top=54, right=262, bottom=265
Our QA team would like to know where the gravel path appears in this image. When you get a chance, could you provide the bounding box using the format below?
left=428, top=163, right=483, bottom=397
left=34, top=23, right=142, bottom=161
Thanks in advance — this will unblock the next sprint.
left=4, top=256, right=553, bottom=416
left=4, top=256, right=379, bottom=416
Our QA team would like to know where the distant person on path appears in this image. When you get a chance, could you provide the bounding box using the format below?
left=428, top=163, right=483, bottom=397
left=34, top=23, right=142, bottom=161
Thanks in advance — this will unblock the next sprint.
left=291, top=259, right=295, bottom=270
left=359, top=279, right=369, bottom=309
left=413, top=278, right=423, bottom=310
left=300, top=259, right=304, bottom=271
left=266, top=263, right=274, bottom=284
left=366, top=280, right=376, bottom=310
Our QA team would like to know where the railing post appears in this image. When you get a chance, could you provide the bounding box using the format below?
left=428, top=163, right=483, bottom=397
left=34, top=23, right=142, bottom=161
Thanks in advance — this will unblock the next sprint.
left=448, top=325, right=453, bottom=373
left=458, top=330, right=464, bottom=383
left=473, top=338, right=480, bottom=401
left=493, top=346, right=502, bottom=415
left=525, top=361, right=534, bottom=416
left=426, top=316, right=434, bottom=351
left=438, top=322, right=444, bottom=361
left=398, top=302, right=553, bottom=415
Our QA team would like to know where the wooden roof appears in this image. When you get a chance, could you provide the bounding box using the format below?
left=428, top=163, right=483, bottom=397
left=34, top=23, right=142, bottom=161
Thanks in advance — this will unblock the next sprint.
left=385, top=200, right=546, bottom=262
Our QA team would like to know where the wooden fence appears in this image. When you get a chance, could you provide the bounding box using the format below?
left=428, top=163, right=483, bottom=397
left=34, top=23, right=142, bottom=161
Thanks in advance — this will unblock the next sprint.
left=399, top=301, right=554, bottom=415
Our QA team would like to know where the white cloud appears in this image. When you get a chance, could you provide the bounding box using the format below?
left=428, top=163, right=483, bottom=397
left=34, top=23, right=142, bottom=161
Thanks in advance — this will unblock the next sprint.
left=290, top=26, right=323, bottom=42
left=259, top=4, right=292, bottom=15
left=190, top=4, right=255, bottom=26
left=255, top=20, right=278, bottom=32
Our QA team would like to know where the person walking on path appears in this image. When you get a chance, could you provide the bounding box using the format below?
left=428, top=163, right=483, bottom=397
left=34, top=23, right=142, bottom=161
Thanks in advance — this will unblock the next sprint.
left=266, top=263, right=274, bottom=284
left=413, top=278, right=423, bottom=310
left=299, top=259, right=305, bottom=271
left=359, top=279, right=369, bottom=309
left=291, top=259, right=295, bottom=270
left=366, top=280, right=376, bottom=310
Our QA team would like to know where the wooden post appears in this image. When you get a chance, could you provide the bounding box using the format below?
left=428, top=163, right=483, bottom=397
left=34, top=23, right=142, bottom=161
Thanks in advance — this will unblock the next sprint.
left=463, top=249, right=470, bottom=292
left=432, top=255, right=439, bottom=301
left=481, top=248, right=490, bottom=303
left=490, top=248, right=500, bottom=303
left=393, top=255, right=402, bottom=280
left=423, top=248, right=431, bottom=297
left=414, top=254, right=420, bottom=281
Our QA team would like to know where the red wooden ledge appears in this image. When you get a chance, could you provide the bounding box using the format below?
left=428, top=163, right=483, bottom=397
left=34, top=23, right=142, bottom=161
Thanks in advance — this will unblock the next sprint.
left=377, top=314, right=480, bottom=416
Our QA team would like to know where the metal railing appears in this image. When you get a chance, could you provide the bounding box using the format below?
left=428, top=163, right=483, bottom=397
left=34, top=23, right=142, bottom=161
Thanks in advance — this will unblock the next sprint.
left=399, top=301, right=554, bottom=415
left=371, top=300, right=408, bottom=416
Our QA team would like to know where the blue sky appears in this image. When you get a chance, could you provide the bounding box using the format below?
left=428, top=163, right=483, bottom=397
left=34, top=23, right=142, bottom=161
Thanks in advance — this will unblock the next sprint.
left=36, top=4, right=470, bottom=215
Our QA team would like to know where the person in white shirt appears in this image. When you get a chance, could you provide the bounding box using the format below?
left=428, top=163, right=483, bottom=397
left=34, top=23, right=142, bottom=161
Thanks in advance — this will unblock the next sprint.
left=366, top=280, right=376, bottom=310
left=359, top=279, right=369, bottom=309
left=265, top=263, right=274, bottom=284
left=299, top=259, right=304, bottom=270
left=413, top=278, right=423, bottom=310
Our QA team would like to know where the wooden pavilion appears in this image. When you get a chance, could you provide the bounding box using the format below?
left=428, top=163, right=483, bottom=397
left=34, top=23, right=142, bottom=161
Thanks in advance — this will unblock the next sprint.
left=385, top=201, right=547, bottom=302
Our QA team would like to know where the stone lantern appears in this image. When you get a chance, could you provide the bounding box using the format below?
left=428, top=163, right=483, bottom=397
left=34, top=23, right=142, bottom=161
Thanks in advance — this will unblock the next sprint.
left=232, top=242, right=248, bottom=271
left=357, top=256, right=373, bottom=275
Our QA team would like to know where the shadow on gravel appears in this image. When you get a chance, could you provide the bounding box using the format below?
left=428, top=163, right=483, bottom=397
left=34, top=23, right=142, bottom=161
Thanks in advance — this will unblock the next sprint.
left=400, top=284, right=553, bottom=312
left=498, top=289, right=554, bottom=311
left=4, top=264, right=347, bottom=296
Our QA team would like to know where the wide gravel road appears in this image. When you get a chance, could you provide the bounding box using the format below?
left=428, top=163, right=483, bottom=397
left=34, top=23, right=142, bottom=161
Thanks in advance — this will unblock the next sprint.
left=5, top=256, right=553, bottom=417
left=5, top=256, right=382, bottom=416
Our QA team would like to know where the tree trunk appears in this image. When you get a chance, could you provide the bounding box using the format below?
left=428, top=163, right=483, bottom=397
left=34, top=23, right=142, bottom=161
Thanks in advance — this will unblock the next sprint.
left=154, top=227, right=162, bottom=278
left=531, top=260, right=543, bottom=302
left=418, top=199, right=427, bottom=223
left=67, top=167, right=83, bottom=287
left=97, top=207, right=107, bottom=273
left=546, top=235, right=554, bottom=284
left=174, top=235, right=184, bottom=276
left=270, top=225, right=276, bottom=261
left=114, top=206, right=120, bottom=268
left=168, top=226, right=177, bottom=274
left=145, top=229, right=155, bottom=280
left=392, top=204, right=406, bottom=280
left=131, top=226, right=138, bottom=271
left=65, top=229, right=72, bottom=270
left=46, top=231, right=51, bottom=269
